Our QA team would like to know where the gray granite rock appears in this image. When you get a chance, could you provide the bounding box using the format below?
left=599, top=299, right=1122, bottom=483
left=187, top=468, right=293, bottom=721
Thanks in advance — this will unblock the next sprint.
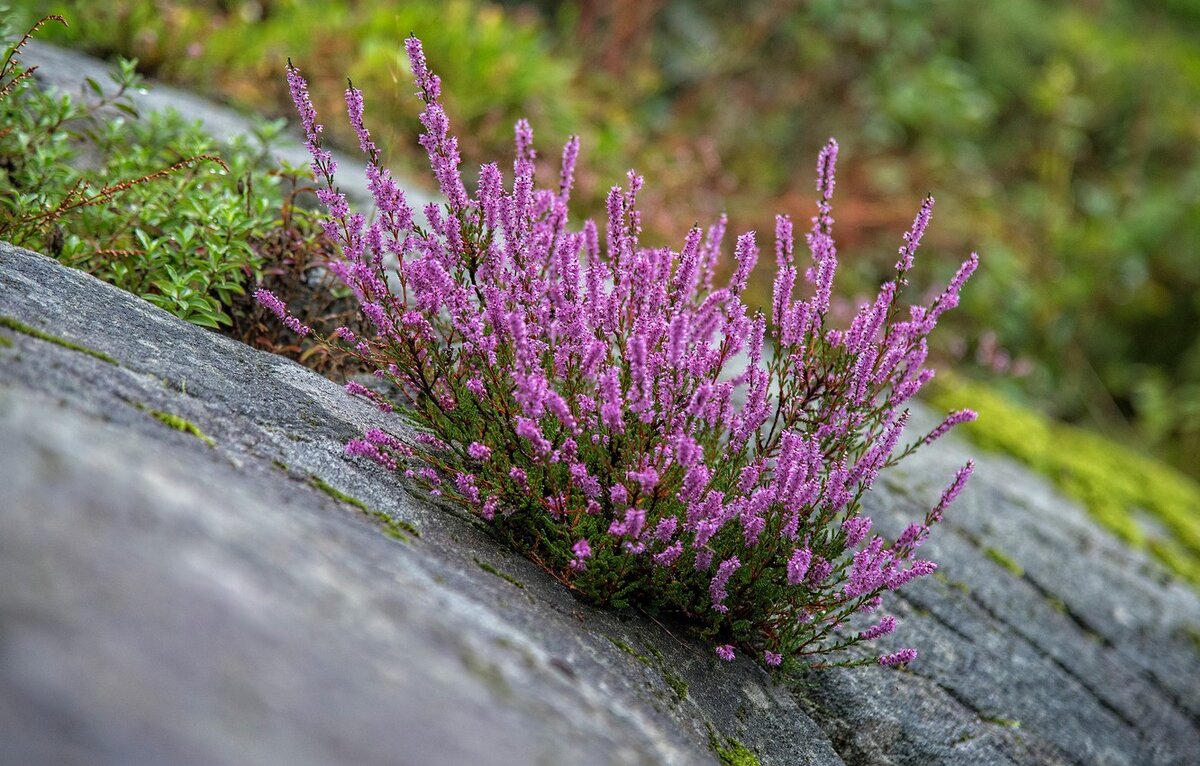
left=1, top=241, right=1198, bottom=766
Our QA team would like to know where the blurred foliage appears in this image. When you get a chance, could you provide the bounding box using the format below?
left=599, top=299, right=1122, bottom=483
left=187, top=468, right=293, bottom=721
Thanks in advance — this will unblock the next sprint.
left=929, top=373, right=1200, bottom=588
left=13, top=0, right=1200, bottom=480
left=520, top=0, right=1200, bottom=479
left=10, top=0, right=613, bottom=192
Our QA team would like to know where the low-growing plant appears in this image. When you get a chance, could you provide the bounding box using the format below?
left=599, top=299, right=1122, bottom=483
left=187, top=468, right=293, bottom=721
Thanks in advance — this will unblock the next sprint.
left=0, top=14, right=250, bottom=327
left=262, top=37, right=980, bottom=670
left=1, top=13, right=368, bottom=362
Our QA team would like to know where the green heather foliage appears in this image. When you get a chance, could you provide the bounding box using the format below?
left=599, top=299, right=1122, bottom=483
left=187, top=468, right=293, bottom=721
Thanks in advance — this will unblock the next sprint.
left=265, top=37, right=981, bottom=670
left=929, top=375, right=1200, bottom=587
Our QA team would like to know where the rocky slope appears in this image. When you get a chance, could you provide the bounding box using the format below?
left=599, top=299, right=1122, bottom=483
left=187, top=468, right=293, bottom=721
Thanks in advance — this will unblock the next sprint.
left=2, top=242, right=1199, bottom=766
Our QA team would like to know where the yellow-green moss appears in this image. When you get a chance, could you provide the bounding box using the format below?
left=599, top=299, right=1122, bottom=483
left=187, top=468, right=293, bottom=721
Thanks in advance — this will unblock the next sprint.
left=928, top=375, right=1200, bottom=587
left=309, top=475, right=417, bottom=541
left=606, top=636, right=648, bottom=663
left=980, top=715, right=1022, bottom=729
left=984, top=546, right=1024, bottom=577
left=0, top=315, right=117, bottom=364
left=474, top=558, right=525, bottom=588
left=149, top=409, right=214, bottom=447
left=0, top=333, right=11, bottom=347
left=710, top=734, right=761, bottom=766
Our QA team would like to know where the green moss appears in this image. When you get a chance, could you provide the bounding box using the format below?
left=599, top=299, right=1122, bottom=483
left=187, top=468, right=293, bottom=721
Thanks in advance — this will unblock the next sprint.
left=149, top=409, right=214, bottom=447
left=370, top=510, right=415, bottom=541
left=984, top=546, right=1024, bottom=577
left=928, top=375, right=1200, bottom=588
left=0, top=315, right=117, bottom=364
left=605, top=635, right=652, bottom=665
left=474, top=558, right=525, bottom=589
left=1044, top=595, right=1068, bottom=614
left=310, top=475, right=416, bottom=541
left=662, top=669, right=689, bottom=701
left=1180, top=624, right=1200, bottom=656
left=0, top=333, right=11, bottom=347
left=710, top=734, right=761, bottom=766
left=310, top=475, right=370, bottom=512
left=933, top=571, right=971, bottom=594
left=272, top=460, right=288, bottom=472
left=980, top=715, right=1022, bottom=729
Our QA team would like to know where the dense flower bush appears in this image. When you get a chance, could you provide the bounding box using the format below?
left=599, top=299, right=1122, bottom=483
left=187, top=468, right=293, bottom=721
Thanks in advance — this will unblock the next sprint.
left=262, top=36, right=979, bottom=670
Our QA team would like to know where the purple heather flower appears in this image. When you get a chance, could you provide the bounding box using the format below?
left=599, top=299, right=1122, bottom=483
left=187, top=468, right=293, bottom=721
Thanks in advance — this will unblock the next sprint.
left=842, top=516, right=873, bottom=548
left=345, top=439, right=397, bottom=470
left=480, top=496, right=499, bottom=521
left=654, top=516, right=678, bottom=542
left=572, top=539, right=592, bottom=559
left=653, top=541, right=683, bottom=567
left=277, top=40, right=982, bottom=670
left=254, top=288, right=287, bottom=319
left=925, top=409, right=978, bottom=445
left=895, top=195, right=934, bottom=277
left=879, top=648, right=918, bottom=667
left=716, top=645, right=736, bottom=662
left=787, top=548, right=813, bottom=586
left=454, top=472, right=481, bottom=505
left=569, top=538, right=592, bottom=572
left=508, top=466, right=529, bottom=492
left=859, top=615, right=898, bottom=641
left=740, top=512, right=766, bottom=546
left=929, top=460, right=975, bottom=524
left=895, top=523, right=928, bottom=553
left=816, top=138, right=838, bottom=201
left=609, top=507, right=646, bottom=539
left=887, top=559, right=938, bottom=590
left=807, top=557, right=833, bottom=586
left=709, top=556, right=741, bottom=612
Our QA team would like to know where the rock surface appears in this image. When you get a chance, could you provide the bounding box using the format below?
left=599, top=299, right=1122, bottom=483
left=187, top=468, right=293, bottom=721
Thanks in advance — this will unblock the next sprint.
left=3, top=239, right=1199, bottom=765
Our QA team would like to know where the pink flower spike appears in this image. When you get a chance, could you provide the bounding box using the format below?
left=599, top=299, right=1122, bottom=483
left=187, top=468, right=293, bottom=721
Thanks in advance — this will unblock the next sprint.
left=879, top=648, right=918, bottom=667
left=716, top=645, right=736, bottom=662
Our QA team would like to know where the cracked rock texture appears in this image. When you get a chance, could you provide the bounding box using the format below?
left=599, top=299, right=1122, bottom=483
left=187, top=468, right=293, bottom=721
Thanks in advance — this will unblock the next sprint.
left=3, top=44, right=1200, bottom=763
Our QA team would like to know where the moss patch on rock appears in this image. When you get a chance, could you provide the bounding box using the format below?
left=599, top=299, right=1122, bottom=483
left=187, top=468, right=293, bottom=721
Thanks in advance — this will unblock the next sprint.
left=928, top=375, right=1200, bottom=587
left=709, top=733, right=761, bottom=766
left=309, top=475, right=417, bottom=541
left=984, top=546, right=1024, bottom=577
left=0, top=315, right=117, bottom=364
left=149, top=409, right=214, bottom=447
left=474, top=558, right=525, bottom=589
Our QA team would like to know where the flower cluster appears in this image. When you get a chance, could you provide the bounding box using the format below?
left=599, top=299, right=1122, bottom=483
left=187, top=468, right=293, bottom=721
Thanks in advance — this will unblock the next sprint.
left=262, top=36, right=979, bottom=670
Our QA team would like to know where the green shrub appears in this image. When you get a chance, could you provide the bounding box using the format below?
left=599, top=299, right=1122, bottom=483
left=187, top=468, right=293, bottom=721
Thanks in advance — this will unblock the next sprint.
left=0, top=15, right=279, bottom=327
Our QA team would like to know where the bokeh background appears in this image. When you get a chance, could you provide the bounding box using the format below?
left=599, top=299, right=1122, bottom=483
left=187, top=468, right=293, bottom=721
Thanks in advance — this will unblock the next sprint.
left=12, top=0, right=1200, bottom=482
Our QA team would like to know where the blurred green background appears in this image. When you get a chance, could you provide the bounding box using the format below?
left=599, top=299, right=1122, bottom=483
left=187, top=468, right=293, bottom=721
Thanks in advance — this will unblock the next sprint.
left=12, top=0, right=1200, bottom=483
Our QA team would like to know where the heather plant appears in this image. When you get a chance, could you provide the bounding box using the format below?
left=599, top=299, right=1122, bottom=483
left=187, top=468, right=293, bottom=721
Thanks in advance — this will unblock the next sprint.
left=263, top=37, right=979, bottom=670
